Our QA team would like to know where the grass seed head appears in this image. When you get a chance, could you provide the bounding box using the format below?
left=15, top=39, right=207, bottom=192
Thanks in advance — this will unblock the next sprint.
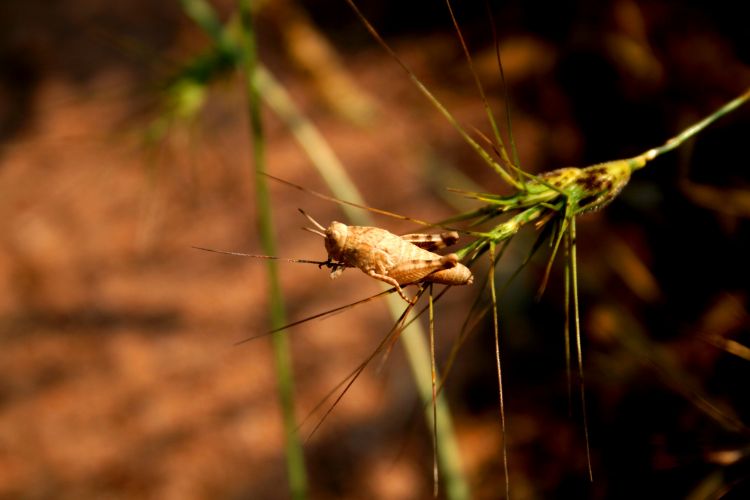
left=543, top=159, right=633, bottom=213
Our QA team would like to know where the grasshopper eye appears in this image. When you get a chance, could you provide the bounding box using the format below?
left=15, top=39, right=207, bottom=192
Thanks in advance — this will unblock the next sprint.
left=325, top=222, right=348, bottom=254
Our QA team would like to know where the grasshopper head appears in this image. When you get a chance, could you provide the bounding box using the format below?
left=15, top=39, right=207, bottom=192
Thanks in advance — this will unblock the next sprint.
left=325, top=221, right=349, bottom=259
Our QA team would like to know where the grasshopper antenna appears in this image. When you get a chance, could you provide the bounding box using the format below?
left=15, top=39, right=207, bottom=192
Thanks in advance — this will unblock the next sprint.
left=298, top=208, right=327, bottom=237
left=192, top=246, right=330, bottom=266
left=302, top=227, right=326, bottom=238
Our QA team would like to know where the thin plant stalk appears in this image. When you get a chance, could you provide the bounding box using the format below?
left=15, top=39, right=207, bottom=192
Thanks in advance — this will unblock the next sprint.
left=568, top=218, right=593, bottom=482
left=238, top=2, right=308, bottom=498
left=563, top=233, right=573, bottom=415
left=637, top=88, right=750, bottom=166
left=489, top=242, right=510, bottom=497
left=429, top=284, right=439, bottom=497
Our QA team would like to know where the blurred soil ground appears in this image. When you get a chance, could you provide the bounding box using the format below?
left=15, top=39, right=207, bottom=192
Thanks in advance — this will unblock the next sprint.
left=1, top=1, right=749, bottom=499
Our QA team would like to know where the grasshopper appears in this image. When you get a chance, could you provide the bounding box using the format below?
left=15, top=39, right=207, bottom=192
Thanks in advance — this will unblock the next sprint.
left=300, top=210, right=473, bottom=301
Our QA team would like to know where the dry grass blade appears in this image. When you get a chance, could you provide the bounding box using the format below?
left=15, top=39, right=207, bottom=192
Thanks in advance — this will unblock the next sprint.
left=263, top=172, right=437, bottom=227
left=568, top=218, right=593, bottom=481
left=489, top=242, right=510, bottom=497
left=234, top=288, right=398, bottom=345
left=301, top=286, right=427, bottom=441
left=444, top=0, right=518, bottom=177
left=342, top=0, right=524, bottom=190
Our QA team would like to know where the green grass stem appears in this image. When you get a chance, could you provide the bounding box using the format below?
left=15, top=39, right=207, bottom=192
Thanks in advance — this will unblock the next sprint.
left=237, top=2, right=308, bottom=498
left=638, top=87, right=750, bottom=167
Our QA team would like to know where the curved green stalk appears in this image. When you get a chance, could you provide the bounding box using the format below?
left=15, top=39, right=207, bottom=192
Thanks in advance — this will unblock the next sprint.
left=636, top=88, right=750, bottom=167
left=238, top=2, right=308, bottom=499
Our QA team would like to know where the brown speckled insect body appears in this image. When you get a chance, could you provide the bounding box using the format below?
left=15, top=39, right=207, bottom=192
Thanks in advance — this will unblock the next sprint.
left=303, top=211, right=473, bottom=301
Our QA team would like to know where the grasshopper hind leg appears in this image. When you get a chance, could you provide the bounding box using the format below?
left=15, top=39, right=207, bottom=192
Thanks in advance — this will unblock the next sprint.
left=365, top=270, right=412, bottom=302
left=400, top=231, right=460, bottom=251
left=367, top=254, right=458, bottom=303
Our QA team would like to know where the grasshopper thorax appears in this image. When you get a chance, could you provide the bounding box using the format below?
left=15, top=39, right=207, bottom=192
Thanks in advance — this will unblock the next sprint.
left=324, top=221, right=349, bottom=260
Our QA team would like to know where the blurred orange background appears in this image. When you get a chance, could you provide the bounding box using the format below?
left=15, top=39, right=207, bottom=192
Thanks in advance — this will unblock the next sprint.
left=1, top=1, right=749, bottom=498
